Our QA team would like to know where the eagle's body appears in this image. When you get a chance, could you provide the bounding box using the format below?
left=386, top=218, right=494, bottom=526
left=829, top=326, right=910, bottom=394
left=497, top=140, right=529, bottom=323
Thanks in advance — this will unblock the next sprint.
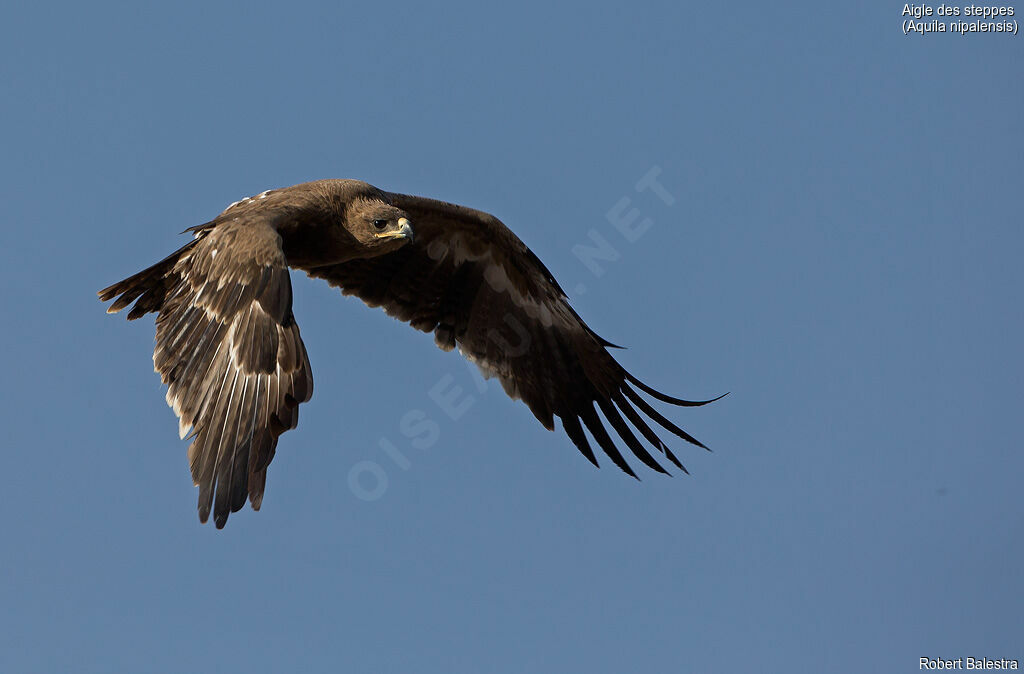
left=100, top=179, right=720, bottom=528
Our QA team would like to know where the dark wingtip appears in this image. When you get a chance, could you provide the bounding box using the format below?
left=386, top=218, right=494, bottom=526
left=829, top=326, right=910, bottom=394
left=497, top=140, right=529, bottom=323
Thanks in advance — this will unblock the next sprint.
left=622, top=384, right=711, bottom=452
left=580, top=406, right=640, bottom=480
left=562, top=414, right=601, bottom=469
left=97, top=282, right=124, bottom=304
left=663, top=445, right=687, bottom=473
left=624, top=371, right=729, bottom=407
left=597, top=398, right=670, bottom=477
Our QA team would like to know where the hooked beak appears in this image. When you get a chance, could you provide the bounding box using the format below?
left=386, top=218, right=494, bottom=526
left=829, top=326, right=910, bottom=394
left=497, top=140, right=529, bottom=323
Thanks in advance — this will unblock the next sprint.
left=377, top=217, right=414, bottom=244
left=397, top=217, right=414, bottom=243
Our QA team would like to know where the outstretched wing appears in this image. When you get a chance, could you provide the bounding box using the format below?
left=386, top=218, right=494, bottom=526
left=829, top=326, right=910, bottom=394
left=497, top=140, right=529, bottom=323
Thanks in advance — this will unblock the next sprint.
left=99, top=219, right=312, bottom=527
left=306, top=192, right=720, bottom=477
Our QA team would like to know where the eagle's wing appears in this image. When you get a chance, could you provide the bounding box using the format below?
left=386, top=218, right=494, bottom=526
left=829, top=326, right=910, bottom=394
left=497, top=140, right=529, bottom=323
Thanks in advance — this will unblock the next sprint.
left=306, top=193, right=719, bottom=476
left=99, top=218, right=312, bottom=527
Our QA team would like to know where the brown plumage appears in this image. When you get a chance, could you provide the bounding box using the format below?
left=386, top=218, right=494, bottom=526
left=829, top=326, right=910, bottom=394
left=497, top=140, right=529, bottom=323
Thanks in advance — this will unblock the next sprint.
left=99, top=179, right=723, bottom=528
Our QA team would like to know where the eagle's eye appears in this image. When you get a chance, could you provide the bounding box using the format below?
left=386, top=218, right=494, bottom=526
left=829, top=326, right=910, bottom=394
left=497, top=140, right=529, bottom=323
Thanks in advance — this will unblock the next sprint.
left=372, top=219, right=389, bottom=230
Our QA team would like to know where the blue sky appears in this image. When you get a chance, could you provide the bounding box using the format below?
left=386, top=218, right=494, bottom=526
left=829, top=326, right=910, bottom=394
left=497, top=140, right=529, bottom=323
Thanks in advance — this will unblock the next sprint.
left=1, top=2, right=1021, bottom=672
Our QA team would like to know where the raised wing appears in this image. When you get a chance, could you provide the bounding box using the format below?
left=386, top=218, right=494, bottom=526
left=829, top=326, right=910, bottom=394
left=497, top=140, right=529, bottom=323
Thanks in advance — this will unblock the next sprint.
left=99, top=218, right=312, bottom=527
left=306, top=193, right=720, bottom=476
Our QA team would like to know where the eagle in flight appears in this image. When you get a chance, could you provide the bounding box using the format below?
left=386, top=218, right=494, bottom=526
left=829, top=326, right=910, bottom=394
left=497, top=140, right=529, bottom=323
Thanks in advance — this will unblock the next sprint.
left=99, top=180, right=722, bottom=528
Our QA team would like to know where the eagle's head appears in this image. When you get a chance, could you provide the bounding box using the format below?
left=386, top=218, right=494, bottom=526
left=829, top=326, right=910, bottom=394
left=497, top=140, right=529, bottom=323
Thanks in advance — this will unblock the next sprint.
left=273, top=180, right=415, bottom=267
left=342, top=195, right=414, bottom=253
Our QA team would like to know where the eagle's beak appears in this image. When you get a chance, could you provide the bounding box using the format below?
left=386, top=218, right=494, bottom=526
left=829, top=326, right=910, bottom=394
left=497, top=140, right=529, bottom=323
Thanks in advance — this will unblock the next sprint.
left=374, top=217, right=414, bottom=244
left=397, top=217, right=414, bottom=243
left=378, top=216, right=413, bottom=242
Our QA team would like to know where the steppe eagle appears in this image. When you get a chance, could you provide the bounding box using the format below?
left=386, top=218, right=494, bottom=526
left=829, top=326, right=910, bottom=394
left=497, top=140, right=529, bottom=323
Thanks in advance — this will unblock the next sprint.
left=99, top=179, right=723, bottom=528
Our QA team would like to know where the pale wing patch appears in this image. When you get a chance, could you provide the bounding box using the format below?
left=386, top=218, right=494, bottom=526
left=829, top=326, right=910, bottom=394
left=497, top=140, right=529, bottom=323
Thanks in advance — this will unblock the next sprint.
left=434, top=233, right=559, bottom=327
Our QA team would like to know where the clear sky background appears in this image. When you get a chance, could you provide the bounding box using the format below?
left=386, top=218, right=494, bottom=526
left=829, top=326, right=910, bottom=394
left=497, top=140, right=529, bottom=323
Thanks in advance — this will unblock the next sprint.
left=1, top=2, right=1020, bottom=672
